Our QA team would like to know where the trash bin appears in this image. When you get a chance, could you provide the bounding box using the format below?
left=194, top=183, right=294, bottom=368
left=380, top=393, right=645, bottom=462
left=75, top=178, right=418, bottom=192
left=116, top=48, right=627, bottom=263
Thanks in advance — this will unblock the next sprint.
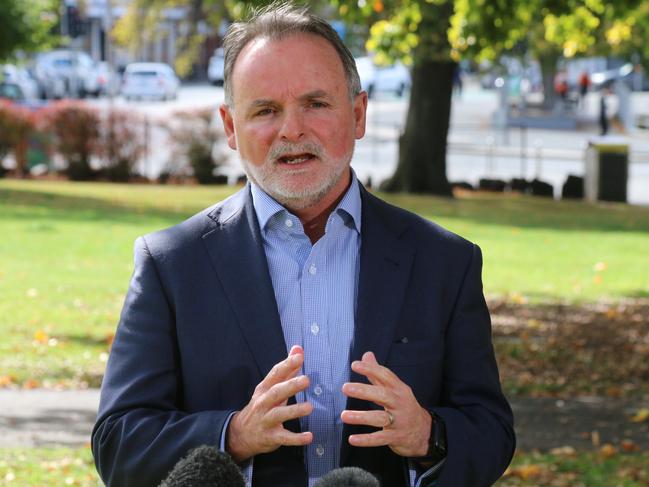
left=584, top=137, right=628, bottom=203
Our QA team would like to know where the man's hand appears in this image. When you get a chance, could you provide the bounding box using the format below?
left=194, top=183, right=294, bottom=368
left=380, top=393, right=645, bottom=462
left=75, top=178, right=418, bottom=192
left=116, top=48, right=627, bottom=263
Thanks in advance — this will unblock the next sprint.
left=341, top=351, right=432, bottom=458
left=226, top=345, right=313, bottom=463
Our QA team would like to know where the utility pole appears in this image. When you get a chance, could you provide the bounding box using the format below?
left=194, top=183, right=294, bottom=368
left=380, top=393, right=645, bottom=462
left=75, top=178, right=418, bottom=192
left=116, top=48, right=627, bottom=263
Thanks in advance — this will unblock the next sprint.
left=104, top=0, right=115, bottom=105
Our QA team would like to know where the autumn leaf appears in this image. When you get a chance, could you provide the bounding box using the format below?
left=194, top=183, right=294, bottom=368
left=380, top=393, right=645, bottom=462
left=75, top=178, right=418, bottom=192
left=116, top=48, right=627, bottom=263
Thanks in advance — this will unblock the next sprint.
left=630, top=408, right=649, bottom=423
left=509, top=464, right=543, bottom=479
left=0, top=375, right=15, bottom=387
left=550, top=446, right=577, bottom=457
left=34, top=330, right=49, bottom=344
left=23, top=378, right=40, bottom=389
left=621, top=439, right=639, bottom=452
left=599, top=444, right=617, bottom=458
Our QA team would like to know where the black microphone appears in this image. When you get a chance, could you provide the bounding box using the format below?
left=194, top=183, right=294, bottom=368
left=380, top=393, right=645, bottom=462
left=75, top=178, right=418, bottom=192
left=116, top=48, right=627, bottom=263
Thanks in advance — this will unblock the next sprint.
left=159, top=445, right=245, bottom=487
left=313, top=467, right=380, bottom=487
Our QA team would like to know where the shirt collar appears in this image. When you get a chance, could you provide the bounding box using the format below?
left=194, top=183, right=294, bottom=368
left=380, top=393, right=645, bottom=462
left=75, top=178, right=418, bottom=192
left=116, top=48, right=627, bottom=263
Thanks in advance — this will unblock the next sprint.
left=250, top=170, right=362, bottom=234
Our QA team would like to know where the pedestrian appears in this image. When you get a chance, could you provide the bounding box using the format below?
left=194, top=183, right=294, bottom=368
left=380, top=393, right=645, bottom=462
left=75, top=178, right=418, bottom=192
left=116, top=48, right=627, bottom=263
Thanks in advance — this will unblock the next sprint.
left=452, top=64, right=463, bottom=97
left=578, top=71, right=590, bottom=107
left=91, top=4, right=515, bottom=487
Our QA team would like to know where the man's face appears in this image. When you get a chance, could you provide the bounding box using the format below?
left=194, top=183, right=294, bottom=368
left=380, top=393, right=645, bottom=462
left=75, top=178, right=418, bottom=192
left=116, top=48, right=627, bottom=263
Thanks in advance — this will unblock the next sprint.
left=220, top=34, right=367, bottom=212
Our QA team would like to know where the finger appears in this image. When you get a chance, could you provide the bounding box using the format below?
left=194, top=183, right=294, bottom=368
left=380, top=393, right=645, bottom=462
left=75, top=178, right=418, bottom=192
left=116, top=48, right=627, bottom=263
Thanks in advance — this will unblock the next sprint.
left=288, top=345, right=304, bottom=356
left=269, top=401, right=313, bottom=425
left=341, top=409, right=392, bottom=428
left=276, top=430, right=313, bottom=447
left=262, top=375, right=310, bottom=408
left=348, top=430, right=392, bottom=448
left=352, top=354, right=400, bottom=387
left=258, top=351, right=304, bottom=392
left=341, top=382, right=390, bottom=408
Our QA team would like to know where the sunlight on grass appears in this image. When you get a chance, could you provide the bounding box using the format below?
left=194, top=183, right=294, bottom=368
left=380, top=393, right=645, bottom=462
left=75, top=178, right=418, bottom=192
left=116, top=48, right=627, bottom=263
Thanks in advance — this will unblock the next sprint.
left=1, top=179, right=648, bottom=387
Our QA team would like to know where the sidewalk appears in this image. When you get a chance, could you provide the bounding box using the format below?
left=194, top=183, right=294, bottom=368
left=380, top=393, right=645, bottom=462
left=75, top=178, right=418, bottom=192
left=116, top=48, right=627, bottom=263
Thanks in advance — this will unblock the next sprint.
left=1, top=389, right=647, bottom=451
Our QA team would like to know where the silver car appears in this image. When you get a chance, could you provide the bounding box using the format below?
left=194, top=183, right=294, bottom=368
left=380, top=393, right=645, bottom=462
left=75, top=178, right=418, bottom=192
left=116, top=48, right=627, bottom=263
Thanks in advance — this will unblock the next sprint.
left=122, top=63, right=180, bottom=101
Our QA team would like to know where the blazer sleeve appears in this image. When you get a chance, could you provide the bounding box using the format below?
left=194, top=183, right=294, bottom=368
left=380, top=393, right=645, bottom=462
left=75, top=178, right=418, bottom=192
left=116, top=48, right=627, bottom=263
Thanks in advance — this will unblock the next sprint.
left=91, top=236, right=233, bottom=487
left=432, top=244, right=515, bottom=486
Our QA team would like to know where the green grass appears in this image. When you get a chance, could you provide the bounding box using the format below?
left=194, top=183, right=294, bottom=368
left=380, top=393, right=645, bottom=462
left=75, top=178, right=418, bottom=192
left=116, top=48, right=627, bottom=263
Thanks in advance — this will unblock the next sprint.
left=0, top=446, right=647, bottom=486
left=1, top=179, right=649, bottom=387
left=0, top=447, right=98, bottom=487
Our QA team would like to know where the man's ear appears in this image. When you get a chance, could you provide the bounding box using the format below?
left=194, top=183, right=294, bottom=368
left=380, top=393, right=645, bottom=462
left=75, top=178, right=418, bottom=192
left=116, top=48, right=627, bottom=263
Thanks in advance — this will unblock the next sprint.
left=219, top=104, right=238, bottom=150
left=353, top=91, right=368, bottom=140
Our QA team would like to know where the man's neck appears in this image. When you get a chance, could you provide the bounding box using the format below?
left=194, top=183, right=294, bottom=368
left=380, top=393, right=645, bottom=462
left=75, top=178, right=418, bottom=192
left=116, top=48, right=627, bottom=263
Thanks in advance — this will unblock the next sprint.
left=290, top=173, right=352, bottom=244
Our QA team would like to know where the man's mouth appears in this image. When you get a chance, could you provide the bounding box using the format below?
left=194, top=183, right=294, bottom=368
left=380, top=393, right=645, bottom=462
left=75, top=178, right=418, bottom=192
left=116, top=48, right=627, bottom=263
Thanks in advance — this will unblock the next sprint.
left=277, top=153, right=316, bottom=164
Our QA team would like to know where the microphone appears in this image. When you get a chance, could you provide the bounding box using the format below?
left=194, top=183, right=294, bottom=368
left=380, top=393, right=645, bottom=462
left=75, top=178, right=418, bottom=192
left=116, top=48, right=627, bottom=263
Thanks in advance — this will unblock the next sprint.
left=159, top=445, right=245, bottom=487
left=313, top=467, right=380, bottom=487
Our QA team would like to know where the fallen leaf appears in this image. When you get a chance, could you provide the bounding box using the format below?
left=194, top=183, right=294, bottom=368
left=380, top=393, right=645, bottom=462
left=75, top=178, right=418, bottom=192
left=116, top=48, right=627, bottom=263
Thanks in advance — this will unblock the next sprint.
left=630, top=408, right=649, bottom=423
left=550, top=446, right=576, bottom=457
left=591, top=430, right=600, bottom=447
left=621, top=439, right=639, bottom=452
left=600, top=444, right=617, bottom=458
left=510, top=464, right=543, bottom=480
left=33, top=330, right=49, bottom=344
left=23, top=378, right=40, bottom=389
left=0, top=375, right=15, bottom=387
left=594, top=262, right=608, bottom=272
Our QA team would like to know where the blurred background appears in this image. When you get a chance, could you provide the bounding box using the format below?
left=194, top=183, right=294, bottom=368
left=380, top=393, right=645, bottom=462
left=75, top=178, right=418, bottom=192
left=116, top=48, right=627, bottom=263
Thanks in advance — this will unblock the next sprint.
left=1, top=1, right=648, bottom=486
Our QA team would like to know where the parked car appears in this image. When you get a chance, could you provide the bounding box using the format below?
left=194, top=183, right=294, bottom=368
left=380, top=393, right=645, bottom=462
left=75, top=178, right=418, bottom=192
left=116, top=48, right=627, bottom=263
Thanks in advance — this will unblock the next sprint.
left=34, top=50, right=98, bottom=98
left=90, top=61, right=120, bottom=97
left=207, top=48, right=224, bottom=86
left=355, top=55, right=411, bottom=98
left=1, top=65, right=39, bottom=100
left=121, top=63, right=180, bottom=101
left=0, top=81, right=47, bottom=109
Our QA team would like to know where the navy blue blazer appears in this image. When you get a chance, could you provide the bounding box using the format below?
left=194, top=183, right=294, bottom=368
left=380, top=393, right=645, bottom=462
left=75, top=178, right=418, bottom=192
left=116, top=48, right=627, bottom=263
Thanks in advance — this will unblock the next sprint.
left=92, top=183, right=515, bottom=487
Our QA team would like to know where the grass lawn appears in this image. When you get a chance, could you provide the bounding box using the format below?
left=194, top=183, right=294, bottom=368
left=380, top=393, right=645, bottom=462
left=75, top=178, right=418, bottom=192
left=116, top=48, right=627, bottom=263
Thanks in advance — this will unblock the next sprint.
left=1, top=179, right=649, bottom=388
left=0, top=446, right=647, bottom=486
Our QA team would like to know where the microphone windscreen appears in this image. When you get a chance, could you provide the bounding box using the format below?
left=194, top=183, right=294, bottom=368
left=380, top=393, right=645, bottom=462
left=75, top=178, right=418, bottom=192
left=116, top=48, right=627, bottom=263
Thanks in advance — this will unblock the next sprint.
left=313, top=467, right=381, bottom=487
left=159, top=445, right=245, bottom=487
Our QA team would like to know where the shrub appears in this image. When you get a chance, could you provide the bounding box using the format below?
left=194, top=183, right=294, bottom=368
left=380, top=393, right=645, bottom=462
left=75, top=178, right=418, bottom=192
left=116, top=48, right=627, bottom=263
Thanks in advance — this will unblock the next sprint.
left=99, top=110, right=146, bottom=182
left=164, top=108, right=225, bottom=184
left=40, top=101, right=101, bottom=181
left=0, top=101, right=37, bottom=177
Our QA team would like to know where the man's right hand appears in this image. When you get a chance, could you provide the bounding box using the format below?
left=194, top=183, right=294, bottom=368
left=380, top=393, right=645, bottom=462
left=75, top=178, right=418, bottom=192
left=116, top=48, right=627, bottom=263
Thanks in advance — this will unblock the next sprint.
left=226, top=345, right=313, bottom=463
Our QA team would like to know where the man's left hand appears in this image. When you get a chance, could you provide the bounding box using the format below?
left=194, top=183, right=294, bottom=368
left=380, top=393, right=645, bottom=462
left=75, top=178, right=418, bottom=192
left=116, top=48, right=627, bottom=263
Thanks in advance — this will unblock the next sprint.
left=341, top=351, right=432, bottom=458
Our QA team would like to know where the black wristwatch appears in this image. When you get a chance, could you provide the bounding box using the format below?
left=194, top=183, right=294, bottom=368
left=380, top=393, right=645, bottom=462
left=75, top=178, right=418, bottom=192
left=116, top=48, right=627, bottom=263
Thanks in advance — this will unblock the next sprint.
left=414, top=410, right=447, bottom=464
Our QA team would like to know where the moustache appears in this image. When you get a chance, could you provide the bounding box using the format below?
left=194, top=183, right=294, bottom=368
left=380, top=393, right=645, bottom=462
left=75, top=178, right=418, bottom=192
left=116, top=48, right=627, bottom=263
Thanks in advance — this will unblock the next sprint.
left=268, top=142, right=323, bottom=161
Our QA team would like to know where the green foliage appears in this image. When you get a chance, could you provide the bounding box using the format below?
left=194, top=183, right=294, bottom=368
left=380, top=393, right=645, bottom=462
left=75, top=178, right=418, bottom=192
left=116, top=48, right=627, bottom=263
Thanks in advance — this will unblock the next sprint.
left=0, top=0, right=60, bottom=61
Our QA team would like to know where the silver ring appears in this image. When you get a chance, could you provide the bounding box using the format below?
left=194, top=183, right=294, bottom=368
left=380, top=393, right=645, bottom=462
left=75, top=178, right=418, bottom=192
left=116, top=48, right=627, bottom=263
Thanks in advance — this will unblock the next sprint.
left=385, top=410, right=395, bottom=427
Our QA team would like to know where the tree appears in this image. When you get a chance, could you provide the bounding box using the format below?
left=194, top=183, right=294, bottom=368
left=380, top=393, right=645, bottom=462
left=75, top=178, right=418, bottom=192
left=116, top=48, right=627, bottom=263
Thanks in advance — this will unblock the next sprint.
left=0, top=0, right=59, bottom=61
left=451, top=0, right=646, bottom=107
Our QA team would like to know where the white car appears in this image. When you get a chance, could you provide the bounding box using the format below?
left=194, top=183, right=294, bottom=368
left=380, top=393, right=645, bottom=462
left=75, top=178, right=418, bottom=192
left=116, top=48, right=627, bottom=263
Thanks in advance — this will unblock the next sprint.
left=207, top=48, right=225, bottom=86
left=1, top=65, right=39, bottom=100
left=122, top=63, right=180, bottom=101
left=355, top=55, right=411, bottom=98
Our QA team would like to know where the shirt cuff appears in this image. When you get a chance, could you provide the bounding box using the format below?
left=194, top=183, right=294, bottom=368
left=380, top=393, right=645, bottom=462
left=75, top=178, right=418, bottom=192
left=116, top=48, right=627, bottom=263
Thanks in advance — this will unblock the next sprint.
left=409, top=458, right=446, bottom=487
left=219, top=411, right=254, bottom=487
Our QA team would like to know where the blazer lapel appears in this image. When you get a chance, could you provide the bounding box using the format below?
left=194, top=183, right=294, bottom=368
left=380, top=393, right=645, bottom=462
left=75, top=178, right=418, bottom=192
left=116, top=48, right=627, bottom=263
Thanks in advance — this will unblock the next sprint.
left=341, top=187, right=415, bottom=465
left=201, top=186, right=288, bottom=379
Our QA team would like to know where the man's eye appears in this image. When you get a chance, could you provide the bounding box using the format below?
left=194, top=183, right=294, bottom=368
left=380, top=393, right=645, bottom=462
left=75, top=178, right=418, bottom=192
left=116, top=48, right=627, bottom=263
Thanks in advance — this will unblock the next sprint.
left=255, top=108, right=274, bottom=116
left=310, top=101, right=328, bottom=108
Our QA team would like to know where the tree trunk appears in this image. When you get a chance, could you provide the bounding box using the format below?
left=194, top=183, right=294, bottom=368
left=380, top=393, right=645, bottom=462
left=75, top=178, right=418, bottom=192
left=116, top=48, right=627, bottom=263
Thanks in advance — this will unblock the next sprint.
left=539, top=51, right=559, bottom=110
left=382, top=60, right=454, bottom=196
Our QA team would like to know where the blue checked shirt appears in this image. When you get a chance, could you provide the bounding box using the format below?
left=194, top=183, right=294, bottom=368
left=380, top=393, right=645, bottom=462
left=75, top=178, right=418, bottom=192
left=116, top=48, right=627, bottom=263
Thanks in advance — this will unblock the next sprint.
left=220, top=173, right=439, bottom=486
left=251, top=177, right=361, bottom=487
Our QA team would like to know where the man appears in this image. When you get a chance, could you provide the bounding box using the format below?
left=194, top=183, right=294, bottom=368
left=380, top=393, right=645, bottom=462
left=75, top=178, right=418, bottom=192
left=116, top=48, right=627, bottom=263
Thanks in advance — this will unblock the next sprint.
left=92, top=4, right=515, bottom=487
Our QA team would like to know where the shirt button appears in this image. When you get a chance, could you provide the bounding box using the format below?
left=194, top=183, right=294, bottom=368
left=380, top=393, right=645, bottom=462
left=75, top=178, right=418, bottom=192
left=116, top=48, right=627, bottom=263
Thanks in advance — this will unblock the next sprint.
left=314, top=385, right=323, bottom=395
left=310, top=323, right=319, bottom=335
left=316, top=445, right=325, bottom=456
left=285, top=218, right=293, bottom=228
left=309, top=264, right=317, bottom=275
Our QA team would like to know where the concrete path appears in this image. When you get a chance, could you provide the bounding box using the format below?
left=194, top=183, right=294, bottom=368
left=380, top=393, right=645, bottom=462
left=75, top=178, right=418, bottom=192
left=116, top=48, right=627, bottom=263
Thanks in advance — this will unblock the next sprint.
left=1, top=389, right=648, bottom=451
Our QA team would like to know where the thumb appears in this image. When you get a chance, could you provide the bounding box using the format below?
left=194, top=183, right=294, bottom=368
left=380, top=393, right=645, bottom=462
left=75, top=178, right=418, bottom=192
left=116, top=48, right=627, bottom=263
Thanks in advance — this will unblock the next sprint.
left=362, top=351, right=378, bottom=364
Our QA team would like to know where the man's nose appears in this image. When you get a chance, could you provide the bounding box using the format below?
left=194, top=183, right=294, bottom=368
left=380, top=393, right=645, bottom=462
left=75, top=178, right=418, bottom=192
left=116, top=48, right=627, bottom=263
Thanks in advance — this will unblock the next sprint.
left=278, top=108, right=305, bottom=142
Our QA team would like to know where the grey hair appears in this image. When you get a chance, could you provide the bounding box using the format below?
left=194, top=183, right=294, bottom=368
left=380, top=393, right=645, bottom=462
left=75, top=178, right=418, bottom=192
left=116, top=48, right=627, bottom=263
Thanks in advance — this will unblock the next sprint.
left=222, top=2, right=361, bottom=106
